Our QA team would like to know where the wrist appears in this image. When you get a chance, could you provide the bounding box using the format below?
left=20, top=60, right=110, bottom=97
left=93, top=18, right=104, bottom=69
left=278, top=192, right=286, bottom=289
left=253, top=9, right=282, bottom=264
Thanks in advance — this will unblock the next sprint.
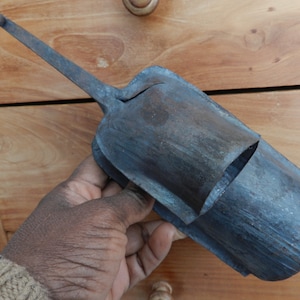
left=0, top=255, right=50, bottom=299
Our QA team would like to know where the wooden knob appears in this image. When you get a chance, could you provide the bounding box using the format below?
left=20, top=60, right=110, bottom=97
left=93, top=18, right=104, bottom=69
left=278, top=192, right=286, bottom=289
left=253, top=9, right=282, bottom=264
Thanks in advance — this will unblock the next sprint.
left=122, top=0, right=159, bottom=16
left=148, top=281, right=174, bottom=300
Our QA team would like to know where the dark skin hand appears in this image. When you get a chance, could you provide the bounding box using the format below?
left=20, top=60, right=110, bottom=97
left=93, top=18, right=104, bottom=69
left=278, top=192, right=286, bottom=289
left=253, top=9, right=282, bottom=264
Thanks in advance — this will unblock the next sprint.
left=2, top=156, right=184, bottom=300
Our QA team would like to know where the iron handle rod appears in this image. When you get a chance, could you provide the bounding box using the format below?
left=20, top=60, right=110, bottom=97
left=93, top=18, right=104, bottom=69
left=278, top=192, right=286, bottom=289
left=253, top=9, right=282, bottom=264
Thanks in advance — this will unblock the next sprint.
left=0, top=15, right=120, bottom=113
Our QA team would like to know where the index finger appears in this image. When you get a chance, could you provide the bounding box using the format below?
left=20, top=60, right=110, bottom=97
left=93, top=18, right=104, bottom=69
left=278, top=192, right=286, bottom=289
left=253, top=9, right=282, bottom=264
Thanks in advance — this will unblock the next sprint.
left=69, top=155, right=109, bottom=189
left=60, top=155, right=111, bottom=205
left=37, top=155, right=111, bottom=210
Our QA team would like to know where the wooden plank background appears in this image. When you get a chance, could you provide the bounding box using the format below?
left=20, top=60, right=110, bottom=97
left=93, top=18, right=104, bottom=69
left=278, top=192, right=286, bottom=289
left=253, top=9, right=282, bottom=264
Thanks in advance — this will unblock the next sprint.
left=1, top=1, right=300, bottom=299
left=1, top=1, right=300, bottom=103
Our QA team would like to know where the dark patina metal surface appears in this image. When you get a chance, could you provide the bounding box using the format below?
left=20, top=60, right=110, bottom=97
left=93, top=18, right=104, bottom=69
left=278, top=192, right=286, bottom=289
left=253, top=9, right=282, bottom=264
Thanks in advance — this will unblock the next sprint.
left=1, top=15, right=300, bottom=281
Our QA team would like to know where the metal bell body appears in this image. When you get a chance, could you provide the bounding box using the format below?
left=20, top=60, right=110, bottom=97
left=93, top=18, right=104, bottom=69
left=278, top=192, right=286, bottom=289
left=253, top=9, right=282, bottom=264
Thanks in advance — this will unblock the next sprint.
left=93, top=67, right=300, bottom=281
left=155, top=139, right=300, bottom=280
left=93, top=67, right=259, bottom=224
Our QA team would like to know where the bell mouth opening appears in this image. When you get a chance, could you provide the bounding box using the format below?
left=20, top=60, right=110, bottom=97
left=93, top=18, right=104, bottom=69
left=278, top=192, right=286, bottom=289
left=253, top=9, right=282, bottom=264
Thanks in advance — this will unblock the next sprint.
left=200, top=141, right=259, bottom=215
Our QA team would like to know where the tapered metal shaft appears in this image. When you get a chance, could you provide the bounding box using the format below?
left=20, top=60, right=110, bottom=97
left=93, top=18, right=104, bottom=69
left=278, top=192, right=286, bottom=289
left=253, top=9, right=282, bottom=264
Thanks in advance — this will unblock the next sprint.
left=0, top=14, right=120, bottom=113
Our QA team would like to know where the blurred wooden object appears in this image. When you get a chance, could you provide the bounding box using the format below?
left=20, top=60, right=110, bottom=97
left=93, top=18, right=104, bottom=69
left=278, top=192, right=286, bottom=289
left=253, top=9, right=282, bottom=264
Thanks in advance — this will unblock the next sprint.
left=1, top=1, right=300, bottom=299
left=123, top=0, right=159, bottom=16
left=148, top=281, right=173, bottom=300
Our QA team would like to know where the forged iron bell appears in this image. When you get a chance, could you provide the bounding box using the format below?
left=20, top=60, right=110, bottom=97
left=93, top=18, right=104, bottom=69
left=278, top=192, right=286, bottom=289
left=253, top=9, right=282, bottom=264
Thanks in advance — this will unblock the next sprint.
left=1, top=15, right=300, bottom=281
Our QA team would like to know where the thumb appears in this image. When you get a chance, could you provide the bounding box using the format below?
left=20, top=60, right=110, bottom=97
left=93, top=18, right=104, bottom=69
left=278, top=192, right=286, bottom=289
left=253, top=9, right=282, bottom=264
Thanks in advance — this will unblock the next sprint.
left=84, top=184, right=155, bottom=230
left=111, top=184, right=155, bottom=227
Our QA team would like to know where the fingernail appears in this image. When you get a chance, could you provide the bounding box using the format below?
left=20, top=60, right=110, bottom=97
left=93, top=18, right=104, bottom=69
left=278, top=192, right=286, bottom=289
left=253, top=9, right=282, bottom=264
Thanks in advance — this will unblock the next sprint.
left=173, top=229, right=187, bottom=241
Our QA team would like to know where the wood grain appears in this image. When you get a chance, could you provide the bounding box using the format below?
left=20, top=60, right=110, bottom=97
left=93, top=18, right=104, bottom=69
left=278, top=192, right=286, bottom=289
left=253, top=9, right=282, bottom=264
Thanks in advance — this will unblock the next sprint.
left=0, top=90, right=299, bottom=299
left=0, top=102, right=102, bottom=233
left=2, top=1, right=300, bottom=103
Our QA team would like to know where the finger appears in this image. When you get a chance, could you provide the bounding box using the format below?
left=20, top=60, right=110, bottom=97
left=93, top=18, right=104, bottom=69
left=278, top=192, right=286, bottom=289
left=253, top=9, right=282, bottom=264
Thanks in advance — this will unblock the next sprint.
left=126, top=222, right=178, bottom=288
left=126, top=221, right=187, bottom=256
left=37, top=156, right=112, bottom=210
left=92, top=185, right=155, bottom=229
left=126, top=220, right=164, bottom=256
left=108, top=185, right=154, bottom=227
left=102, top=180, right=123, bottom=197
left=126, top=221, right=186, bottom=256
left=69, top=155, right=109, bottom=189
left=60, top=155, right=110, bottom=205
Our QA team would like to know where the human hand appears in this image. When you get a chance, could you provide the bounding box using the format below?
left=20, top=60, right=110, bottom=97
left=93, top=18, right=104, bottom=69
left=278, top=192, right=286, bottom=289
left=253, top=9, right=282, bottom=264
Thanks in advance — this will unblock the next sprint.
left=2, top=156, right=184, bottom=300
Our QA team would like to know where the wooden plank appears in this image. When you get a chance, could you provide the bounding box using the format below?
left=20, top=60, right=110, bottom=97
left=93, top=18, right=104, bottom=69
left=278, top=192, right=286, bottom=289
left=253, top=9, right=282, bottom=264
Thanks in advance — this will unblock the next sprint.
left=2, top=1, right=300, bottom=103
left=0, top=90, right=300, bottom=299
left=0, top=102, right=102, bottom=231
